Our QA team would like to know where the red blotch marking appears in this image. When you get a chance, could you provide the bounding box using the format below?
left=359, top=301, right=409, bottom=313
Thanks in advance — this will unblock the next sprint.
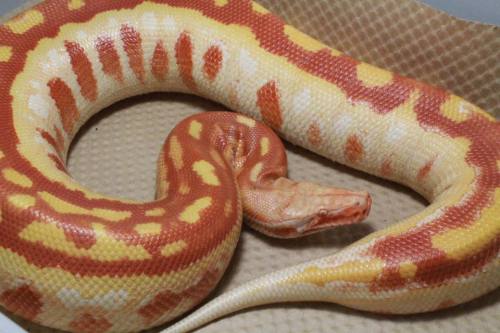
left=65, top=41, right=97, bottom=101
left=436, top=299, right=456, bottom=310
left=47, top=78, right=79, bottom=134
left=48, top=153, right=67, bottom=172
left=96, top=36, right=124, bottom=83
left=175, top=31, right=196, bottom=91
left=370, top=223, right=499, bottom=292
left=307, top=122, right=322, bottom=147
left=381, top=158, right=393, bottom=177
left=37, top=128, right=64, bottom=157
left=257, top=80, right=283, bottom=130
left=203, top=45, right=223, bottom=81
left=0, top=285, right=42, bottom=320
left=417, top=159, right=434, bottom=181
left=138, top=268, right=220, bottom=323
left=151, top=40, right=168, bottom=81
left=120, top=24, right=145, bottom=83
left=54, top=127, right=65, bottom=154
left=344, top=134, right=364, bottom=163
left=70, top=313, right=112, bottom=333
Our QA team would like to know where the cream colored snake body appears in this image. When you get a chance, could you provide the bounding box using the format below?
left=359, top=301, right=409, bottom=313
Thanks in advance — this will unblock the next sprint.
left=0, top=1, right=498, bottom=332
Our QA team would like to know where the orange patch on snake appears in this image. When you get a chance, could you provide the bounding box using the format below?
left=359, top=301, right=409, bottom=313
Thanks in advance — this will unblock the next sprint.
left=69, top=313, right=112, bottom=333
left=65, top=41, right=97, bottom=101
left=54, top=127, right=66, bottom=155
left=96, top=36, right=124, bottom=83
left=0, top=285, right=42, bottom=320
left=37, top=128, right=63, bottom=156
left=257, top=80, right=283, bottom=130
left=203, top=45, right=223, bottom=81
left=151, top=40, right=168, bottom=81
left=307, top=122, right=322, bottom=147
left=381, top=158, right=393, bottom=177
left=417, top=159, right=435, bottom=181
left=47, top=78, right=80, bottom=134
left=344, top=134, right=364, bottom=163
left=120, top=24, right=145, bottom=83
left=175, top=31, right=196, bottom=91
left=436, top=299, right=456, bottom=310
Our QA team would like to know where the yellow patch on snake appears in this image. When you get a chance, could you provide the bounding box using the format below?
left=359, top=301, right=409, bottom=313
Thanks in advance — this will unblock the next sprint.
left=161, top=240, right=187, bottom=257
left=0, top=150, right=4, bottom=159
left=214, top=0, right=229, bottom=6
left=179, top=197, right=212, bottom=224
left=2, top=168, right=33, bottom=188
left=357, top=63, right=393, bottom=88
left=134, top=223, right=162, bottom=236
left=178, top=182, right=191, bottom=195
left=39, top=192, right=131, bottom=222
left=236, top=115, right=256, bottom=127
left=8, top=194, right=36, bottom=209
left=440, top=95, right=487, bottom=123
left=188, top=120, right=203, bottom=139
left=20, top=222, right=151, bottom=260
left=286, top=260, right=385, bottom=286
left=399, top=261, right=418, bottom=279
left=250, top=162, right=263, bottom=182
left=0, top=46, right=13, bottom=62
left=284, top=25, right=325, bottom=52
left=169, top=135, right=184, bottom=170
left=68, top=0, right=85, bottom=10
left=6, top=10, right=45, bottom=34
left=260, top=137, right=270, bottom=156
left=145, top=207, right=165, bottom=217
left=432, top=189, right=500, bottom=260
left=193, top=160, right=220, bottom=186
left=224, top=200, right=233, bottom=217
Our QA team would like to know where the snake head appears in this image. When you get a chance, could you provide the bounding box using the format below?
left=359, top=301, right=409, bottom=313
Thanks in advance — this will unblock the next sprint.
left=242, top=178, right=371, bottom=238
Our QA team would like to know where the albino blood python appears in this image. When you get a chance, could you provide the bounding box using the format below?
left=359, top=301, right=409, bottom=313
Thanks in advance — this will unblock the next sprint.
left=0, top=1, right=498, bottom=332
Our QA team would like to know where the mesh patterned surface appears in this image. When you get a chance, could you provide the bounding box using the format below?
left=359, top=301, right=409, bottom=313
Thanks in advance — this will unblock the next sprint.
left=2, top=0, right=499, bottom=332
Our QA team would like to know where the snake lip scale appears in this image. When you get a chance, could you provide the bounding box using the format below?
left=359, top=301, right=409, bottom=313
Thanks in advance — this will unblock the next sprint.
left=0, top=1, right=498, bottom=333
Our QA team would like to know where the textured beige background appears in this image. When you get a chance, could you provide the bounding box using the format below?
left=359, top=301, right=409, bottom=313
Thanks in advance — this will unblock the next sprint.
left=2, top=0, right=499, bottom=332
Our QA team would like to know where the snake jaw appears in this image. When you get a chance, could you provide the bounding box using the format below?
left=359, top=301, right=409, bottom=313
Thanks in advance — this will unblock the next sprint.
left=242, top=178, right=371, bottom=238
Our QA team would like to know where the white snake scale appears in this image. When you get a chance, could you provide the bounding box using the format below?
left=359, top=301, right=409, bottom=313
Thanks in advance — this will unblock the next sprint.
left=0, top=1, right=498, bottom=333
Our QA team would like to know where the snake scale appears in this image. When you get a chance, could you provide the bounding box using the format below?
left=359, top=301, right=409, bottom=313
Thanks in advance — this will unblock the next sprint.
left=0, top=1, right=498, bottom=332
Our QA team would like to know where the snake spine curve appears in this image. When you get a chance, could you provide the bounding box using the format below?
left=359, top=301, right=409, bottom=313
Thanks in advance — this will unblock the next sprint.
left=0, top=1, right=498, bottom=333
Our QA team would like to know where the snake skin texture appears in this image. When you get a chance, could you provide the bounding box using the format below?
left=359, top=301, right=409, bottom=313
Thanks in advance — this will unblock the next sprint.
left=0, top=1, right=498, bottom=332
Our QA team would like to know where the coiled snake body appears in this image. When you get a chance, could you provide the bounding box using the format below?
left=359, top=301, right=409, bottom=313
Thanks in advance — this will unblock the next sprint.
left=0, top=1, right=498, bottom=332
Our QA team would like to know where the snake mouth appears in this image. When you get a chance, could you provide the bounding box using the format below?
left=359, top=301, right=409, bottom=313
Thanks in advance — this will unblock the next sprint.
left=266, top=191, right=372, bottom=236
